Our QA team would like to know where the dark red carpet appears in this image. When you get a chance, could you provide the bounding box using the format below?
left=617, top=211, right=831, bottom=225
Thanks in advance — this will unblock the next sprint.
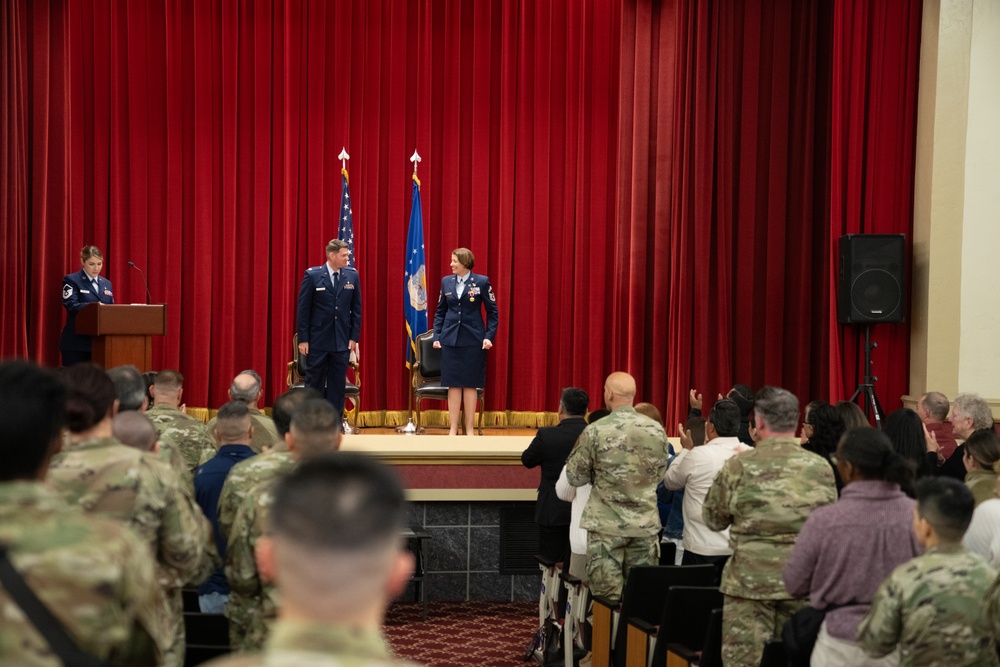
left=385, top=601, right=538, bottom=666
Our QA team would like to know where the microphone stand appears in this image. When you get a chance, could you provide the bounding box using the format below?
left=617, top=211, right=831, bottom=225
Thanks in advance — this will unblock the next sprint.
left=127, top=261, right=153, bottom=304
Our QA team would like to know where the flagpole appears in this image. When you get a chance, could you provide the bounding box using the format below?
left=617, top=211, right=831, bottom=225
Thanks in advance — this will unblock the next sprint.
left=337, top=147, right=357, bottom=434
left=410, top=150, right=421, bottom=180
left=398, top=149, right=425, bottom=435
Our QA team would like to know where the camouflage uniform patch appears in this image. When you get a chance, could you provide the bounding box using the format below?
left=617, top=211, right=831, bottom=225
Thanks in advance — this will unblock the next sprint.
left=585, top=532, right=659, bottom=603
left=147, top=403, right=218, bottom=474
left=0, top=481, right=160, bottom=666
left=721, top=595, right=807, bottom=667
left=217, top=450, right=295, bottom=544
left=857, top=545, right=999, bottom=666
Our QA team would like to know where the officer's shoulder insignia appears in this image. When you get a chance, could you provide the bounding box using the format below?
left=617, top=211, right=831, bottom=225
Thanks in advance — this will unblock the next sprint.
left=62, top=284, right=73, bottom=300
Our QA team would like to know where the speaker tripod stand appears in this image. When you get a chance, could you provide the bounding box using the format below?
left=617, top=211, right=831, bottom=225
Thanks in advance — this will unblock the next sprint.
left=849, top=324, right=884, bottom=429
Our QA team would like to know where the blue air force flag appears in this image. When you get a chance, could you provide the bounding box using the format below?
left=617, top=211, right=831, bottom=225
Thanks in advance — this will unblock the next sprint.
left=404, top=175, right=428, bottom=367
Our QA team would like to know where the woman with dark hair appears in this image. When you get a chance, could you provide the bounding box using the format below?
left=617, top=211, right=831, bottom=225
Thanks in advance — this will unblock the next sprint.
left=432, top=247, right=499, bottom=436
left=60, top=245, right=115, bottom=366
left=883, top=408, right=935, bottom=483
left=62, top=362, right=118, bottom=437
left=802, top=402, right=847, bottom=493
left=963, top=430, right=1000, bottom=506
left=799, top=400, right=823, bottom=447
left=784, top=428, right=920, bottom=666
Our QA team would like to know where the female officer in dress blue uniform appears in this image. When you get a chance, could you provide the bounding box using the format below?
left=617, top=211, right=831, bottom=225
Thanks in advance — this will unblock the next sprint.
left=433, top=248, right=499, bottom=436
left=60, top=245, right=114, bottom=366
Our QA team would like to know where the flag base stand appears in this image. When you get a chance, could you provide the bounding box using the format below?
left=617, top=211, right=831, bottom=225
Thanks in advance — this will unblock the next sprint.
left=342, top=419, right=355, bottom=436
left=396, top=418, right=422, bottom=435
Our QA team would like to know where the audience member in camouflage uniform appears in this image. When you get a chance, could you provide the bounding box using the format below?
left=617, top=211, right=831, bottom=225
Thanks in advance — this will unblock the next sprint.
left=226, top=397, right=342, bottom=650
left=858, top=477, right=999, bottom=666
left=564, top=372, right=669, bottom=603
left=147, top=369, right=218, bottom=474
left=205, top=370, right=281, bottom=453
left=217, top=388, right=319, bottom=546
left=703, top=386, right=837, bottom=667
left=108, top=365, right=191, bottom=485
left=204, top=453, right=417, bottom=666
left=0, top=360, right=160, bottom=666
left=219, top=387, right=318, bottom=647
left=47, top=363, right=217, bottom=667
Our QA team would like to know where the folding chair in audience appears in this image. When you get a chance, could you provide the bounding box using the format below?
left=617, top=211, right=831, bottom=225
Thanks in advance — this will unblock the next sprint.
left=183, top=611, right=230, bottom=666
left=589, top=565, right=716, bottom=667
left=525, top=555, right=565, bottom=665
left=665, top=607, right=723, bottom=667
left=758, top=639, right=787, bottom=667
left=561, top=570, right=590, bottom=667
left=658, top=541, right=677, bottom=566
left=625, top=585, right=723, bottom=667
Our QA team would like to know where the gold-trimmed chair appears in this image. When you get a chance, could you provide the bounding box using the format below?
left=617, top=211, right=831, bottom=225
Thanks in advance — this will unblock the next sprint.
left=412, top=330, right=484, bottom=434
left=287, top=333, right=361, bottom=432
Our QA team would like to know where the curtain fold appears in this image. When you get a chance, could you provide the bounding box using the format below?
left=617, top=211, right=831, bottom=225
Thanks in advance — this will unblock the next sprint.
left=2, top=0, right=922, bottom=423
left=0, top=0, right=29, bottom=357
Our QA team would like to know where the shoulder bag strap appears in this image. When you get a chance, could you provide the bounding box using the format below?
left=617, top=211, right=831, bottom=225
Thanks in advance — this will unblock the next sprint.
left=0, top=544, right=107, bottom=667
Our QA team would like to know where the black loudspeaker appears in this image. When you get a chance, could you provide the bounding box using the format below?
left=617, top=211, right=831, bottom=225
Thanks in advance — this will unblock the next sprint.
left=837, top=234, right=905, bottom=324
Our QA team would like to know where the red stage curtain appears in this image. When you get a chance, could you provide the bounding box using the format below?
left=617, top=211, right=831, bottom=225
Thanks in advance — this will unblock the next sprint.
left=619, top=0, right=921, bottom=428
left=1, top=0, right=922, bottom=423
left=0, top=0, right=30, bottom=357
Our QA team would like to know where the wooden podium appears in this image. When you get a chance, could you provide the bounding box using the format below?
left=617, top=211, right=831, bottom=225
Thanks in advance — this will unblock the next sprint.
left=76, top=304, right=167, bottom=372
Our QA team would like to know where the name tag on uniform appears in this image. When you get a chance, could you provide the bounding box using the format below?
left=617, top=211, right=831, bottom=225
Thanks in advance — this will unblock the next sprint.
left=80, top=289, right=91, bottom=293
left=315, top=287, right=326, bottom=291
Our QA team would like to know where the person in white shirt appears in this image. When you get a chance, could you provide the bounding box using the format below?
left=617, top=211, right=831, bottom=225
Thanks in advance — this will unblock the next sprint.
left=555, top=409, right=610, bottom=580
left=663, top=398, right=750, bottom=583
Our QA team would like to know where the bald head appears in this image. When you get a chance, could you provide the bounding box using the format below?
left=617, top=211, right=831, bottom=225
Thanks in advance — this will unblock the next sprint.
left=112, top=411, right=159, bottom=452
left=604, top=372, right=637, bottom=410
left=230, top=370, right=262, bottom=406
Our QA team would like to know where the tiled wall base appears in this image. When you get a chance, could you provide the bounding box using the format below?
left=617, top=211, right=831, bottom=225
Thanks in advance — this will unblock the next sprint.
left=405, top=501, right=541, bottom=602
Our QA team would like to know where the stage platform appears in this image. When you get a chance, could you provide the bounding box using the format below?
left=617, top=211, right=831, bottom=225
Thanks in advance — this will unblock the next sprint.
left=340, top=433, right=537, bottom=501
left=339, top=431, right=684, bottom=501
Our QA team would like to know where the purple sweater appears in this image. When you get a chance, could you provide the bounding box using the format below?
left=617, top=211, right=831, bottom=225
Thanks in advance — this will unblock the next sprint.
left=782, top=480, right=921, bottom=641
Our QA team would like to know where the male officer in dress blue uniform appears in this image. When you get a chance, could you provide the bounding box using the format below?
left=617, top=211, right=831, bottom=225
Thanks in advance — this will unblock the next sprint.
left=296, top=239, right=362, bottom=422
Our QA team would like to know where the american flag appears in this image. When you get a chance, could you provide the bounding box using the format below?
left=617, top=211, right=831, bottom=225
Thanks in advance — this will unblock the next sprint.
left=338, top=168, right=355, bottom=267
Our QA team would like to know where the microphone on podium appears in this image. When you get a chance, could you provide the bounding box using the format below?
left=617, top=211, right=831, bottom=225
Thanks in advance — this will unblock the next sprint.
left=127, top=261, right=153, bottom=305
